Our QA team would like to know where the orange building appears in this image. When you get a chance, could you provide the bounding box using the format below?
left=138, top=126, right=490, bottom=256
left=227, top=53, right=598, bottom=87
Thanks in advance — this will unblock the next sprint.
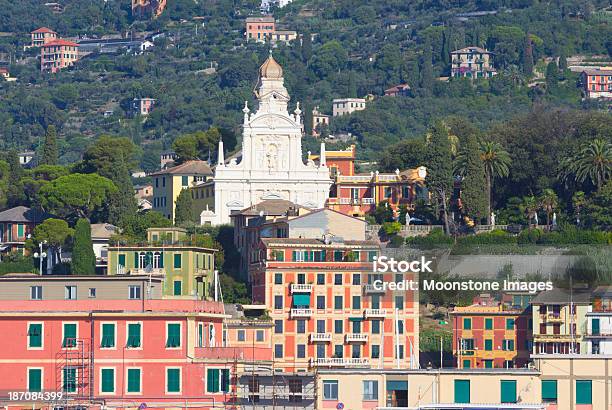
left=40, top=39, right=79, bottom=73
left=581, top=68, right=612, bottom=99
left=450, top=300, right=532, bottom=369
left=245, top=16, right=276, bottom=42
left=30, top=27, right=57, bottom=47
left=309, top=145, right=427, bottom=218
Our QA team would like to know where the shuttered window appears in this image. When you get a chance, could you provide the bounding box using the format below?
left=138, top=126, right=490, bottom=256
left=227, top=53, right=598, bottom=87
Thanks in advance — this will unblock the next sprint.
left=463, top=318, right=471, bottom=330
left=576, top=380, right=592, bottom=404
left=101, top=324, right=115, bottom=348
left=221, top=369, right=230, bottom=393
left=63, top=368, right=76, bottom=392
left=173, top=253, right=182, bottom=269
left=167, top=368, right=180, bottom=393
left=541, top=380, right=557, bottom=402
left=28, top=368, right=42, bottom=392
left=166, top=323, right=181, bottom=347
left=454, top=380, right=470, bottom=403
left=127, top=323, right=141, bottom=348
left=63, top=323, right=76, bottom=347
left=485, top=318, right=493, bottom=330
left=127, top=368, right=141, bottom=393
left=485, top=339, right=492, bottom=351
left=207, top=369, right=220, bottom=393
left=101, top=369, right=114, bottom=393
left=500, top=380, right=517, bottom=403
left=28, top=323, right=42, bottom=348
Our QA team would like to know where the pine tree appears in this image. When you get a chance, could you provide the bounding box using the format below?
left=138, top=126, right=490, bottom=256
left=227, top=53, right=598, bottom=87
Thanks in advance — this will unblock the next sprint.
left=6, top=149, right=25, bottom=207
left=558, top=51, right=568, bottom=71
left=40, top=125, right=59, bottom=166
left=425, top=121, right=453, bottom=234
left=522, top=34, right=534, bottom=76
left=174, top=188, right=195, bottom=226
left=441, top=31, right=450, bottom=67
left=420, top=40, right=434, bottom=92
left=71, top=218, right=96, bottom=275
left=546, top=60, right=559, bottom=92
left=458, top=134, right=487, bottom=224
left=408, top=59, right=420, bottom=88
left=301, top=30, right=312, bottom=64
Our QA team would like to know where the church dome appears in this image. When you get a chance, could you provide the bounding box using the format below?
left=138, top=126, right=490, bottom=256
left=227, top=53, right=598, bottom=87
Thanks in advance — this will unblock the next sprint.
left=259, top=55, right=283, bottom=79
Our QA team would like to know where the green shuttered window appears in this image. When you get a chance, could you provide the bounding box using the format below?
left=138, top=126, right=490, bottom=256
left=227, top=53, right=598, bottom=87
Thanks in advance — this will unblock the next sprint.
left=221, top=369, right=230, bottom=393
left=207, top=369, right=220, bottom=393
left=63, top=323, right=76, bottom=347
left=173, top=280, right=182, bottom=296
left=167, top=368, right=180, bottom=393
left=500, top=380, right=517, bottom=403
left=485, top=339, right=492, bottom=351
left=454, top=380, right=470, bottom=403
left=63, top=368, right=76, bottom=392
left=576, top=380, right=592, bottom=404
left=173, top=253, right=182, bottom=268
left=127, top=368, right=141, bottom=393
left=293, top=294, right=310, bottom=308
left=28, top=323, right=42, bottom=348
left=463, top=318, right=471, bottom=330
left=542, top=380, right=558, bottom=402
left=101, top=368, right=114, bottom=393
left=485, top=318, right=493, bottom=330
left=127, top=323, right=141, bottom=348
left=166, top=323, right=181, bottom=347
left=101, top=324, right=115, bottom=348
left=28, top=368, right=42, bottom=392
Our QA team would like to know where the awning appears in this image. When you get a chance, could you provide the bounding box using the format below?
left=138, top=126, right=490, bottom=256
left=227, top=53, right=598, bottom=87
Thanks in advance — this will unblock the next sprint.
left=292, top=294, right=310, bottom=307
left=386, top=380, right=408, bottom=391
left=349, top=317, right=364, bottom=322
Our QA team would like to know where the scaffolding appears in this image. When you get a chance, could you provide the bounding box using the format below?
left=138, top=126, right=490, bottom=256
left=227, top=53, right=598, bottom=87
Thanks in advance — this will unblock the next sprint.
left=54, top=338, right=93, bottom=409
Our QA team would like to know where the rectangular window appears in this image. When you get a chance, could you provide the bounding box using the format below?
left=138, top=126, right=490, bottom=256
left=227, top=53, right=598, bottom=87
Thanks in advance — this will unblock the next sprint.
left=323, top=380, right=338, bottom=400
left=63, top=367, right=76, bottom=393
left=334, top=296, right=343, bottom=310
left=363, top=380, right=378, bottom=400
left=317, top=344, right=325, bottom=358
left=297, top=320, right=306, bottom=333
left=167, top=368, right=181, bottom=393
left=485, top=339, right=493, bottom=351
left=395, top=296, right=403, bottom=310
left=334, top=320, right=343, bottom=334
left=274, top=320, right=283, bottom=333
left=63, top=323, right=77, bottom=348
left=576, top=380, right=592, bottom=404
left=173, top=280, right=182, bottom=296
left=484, top=359, right=493, bottom=368
left=118, top=254, right=126, bottom=267
left=101, top=368, right=115, bottom=393
left=316, top=320, right=325, bottom=333
left=485, top=318, right=493, bottom=330
left=65, top=285, right=76, bottom=300
left=30, top=286, right=42, bottom=300
left=500, top=380, right=517, bottom=403
left=334, top=345, right=343, bottom=357
left=506, top=318, right=515, bottom=330
left=274, top=273, right=282, bottom=284
left=317, top=295, right=325, bottom=309
left=127, top=368, right=141, bottom=393
left=127, top=323, right=142, bottom=348
left=592, top=318, right=600, bottom=335
left=166, top=323, right=181, bottom=348
left=28, top=323, right=43, bottom=348
left=28, top=368, right=42, bottom=392
left=371, top=320, right=380, bottom=334
left=297, top=344, right=306, bottom=358
left=463, top=318, right=472, bottom=330
left=317, top=273, right=325, bottom=285
left=101, top=323, right=116, bottom=348
left=181, top=176, right=188, bottom=186
left=274, top=295, right=283, bottom=309
left=274, top=344, right=283, bottom=358
left=454, top=380, right=470, bottom=403
left=334, top=274, right=342, bottom=285
left=88, top=288, right=96, bottom=298
left=173, top=253, right=182, bottom=268
left=371, top=344, right=380, bottom=358
left=542, top=380, right=557, bottom=403
left=352, top=295, right=361, bottom=309
left=352, top=273, right=361, bottom=285
left=256, top=330, right=264, bottom=342
left=129, top=285, right=141, bottom=300
left=237, top=329, right=246, bottom=341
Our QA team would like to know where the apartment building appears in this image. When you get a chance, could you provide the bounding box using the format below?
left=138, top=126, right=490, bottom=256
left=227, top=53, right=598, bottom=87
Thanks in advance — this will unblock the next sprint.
left=0, top=298, right=238, bottom=410
left=332, top=98, right=366, bottom=116
left=248, top=209, right=419, bottom=372
left=586, top=285, right=612, bottom=354
left=107, top=227, right=216, bottom=299
left=133, top=97, right=155, bottom=116
left=309, top=145, right=428, bottom=218
left=451, top=46, right=497, bottom=79
left=312, top=106, right=330, bottom=137
left=531, top=288, right=591, bottom=354
left=451, top=303, right=532, bottom=369
left=30, top=27, right=57, bottom=47
left=40, top=39, right=79, bottom=73
left=245, top=16, right=276, bottom=42
left=0, top=206, right=53, bottom=255
left=150, top=160, right=213, bottom=221
left=581, top=67, right=612, bottom=99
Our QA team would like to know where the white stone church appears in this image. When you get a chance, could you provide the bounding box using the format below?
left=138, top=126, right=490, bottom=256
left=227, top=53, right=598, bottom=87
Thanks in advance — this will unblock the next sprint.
left=200, top=55, right=332, bottom=225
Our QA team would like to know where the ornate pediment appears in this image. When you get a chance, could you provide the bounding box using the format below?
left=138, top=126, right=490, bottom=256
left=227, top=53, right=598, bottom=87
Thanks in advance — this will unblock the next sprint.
left=226, top=199, right=244, bottom=208
left=249, top=113, right=297, bottom=129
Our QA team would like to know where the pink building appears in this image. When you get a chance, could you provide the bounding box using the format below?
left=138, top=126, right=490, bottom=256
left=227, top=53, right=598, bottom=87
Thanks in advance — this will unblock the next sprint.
left=30, top=27, right=58, bottom=47
left=40, top=39, right=79, bottom=73
left=0, top=298, right=268, bottom=409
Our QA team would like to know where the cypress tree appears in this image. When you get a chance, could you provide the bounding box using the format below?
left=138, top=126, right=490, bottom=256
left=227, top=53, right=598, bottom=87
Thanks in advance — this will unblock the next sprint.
left=174, top=188, right=195, bottom=226
left=347, top=71, right=357, bottom=98
left=6, top=149, right=25, bottom=207
left=522, top=34, right=534, bottom=76
left=301, top=30, right=312, bottom=64
left=420, top=40, right=434, bottom=92
left=459, top=134, right=487, bottom=224
left=558, top=51, right=568, bottom=71
left=40, top=125, right=59, bottom=166
left=546, top=60, right=559, bottom=91
left=71, top=218, right=96, bottom=275
left=425, top=121, right=453, bottom=234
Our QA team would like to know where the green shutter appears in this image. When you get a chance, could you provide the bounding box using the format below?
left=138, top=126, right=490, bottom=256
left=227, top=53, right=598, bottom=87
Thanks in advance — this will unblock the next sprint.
left=63, top=368, right=76, bottom=392
left=508, top=340, right=515, bottom=351
left=173, top=253, right=182, bottom=268
left=485, top=318, right=493, bottom=330
left=127, top=324, right=141, bottom=348
left=101, top=369, right=114, bottom=393
left=292, top=294, right=311, bottom=307
left=101, top=324, right=115, bottom=348
left=463, top=318, right=471, bottom=330
left=173, top=280, right=182, bottom=296
left=592, top=319, right=600, bottom=335
left=542, top=380, right=557, bottom=401
left=576, top=380, right=592, bottom=404
left=17, top=224, right=24, bottom=238
left=159, top=251, right=164, bottom=268
left=118, top=254, right=126, bottom=267
left=63, top=323, right=76, bottom=347
left=462, top=360, right=470, bottom=368
left=484, top=360, right=493, bottom=368
left=221, top=369, right=230, bottom=392
left=28, top=368, right=42, bottom=392
left=207, top=369, right=220, bottom=393
left=506, top=318, right=515, bottom=330
left=454, top=380, right=470, bottom=403
left=166, top=323, right=181, bottom=347
left=134, top=252, right=139, bottom=268
left=28, top=323, right=42, bottom=348
left=127, top=369, right=141, bottom=393
left=500, top=380, right=517, bottom=403
left=485, top=339, right=492, bottom=351
left=167, top=368, right=180, bottom=393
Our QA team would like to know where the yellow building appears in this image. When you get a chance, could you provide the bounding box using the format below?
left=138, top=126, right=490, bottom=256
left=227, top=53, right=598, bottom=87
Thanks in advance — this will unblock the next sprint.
left=150, top=160, right=213, bottom=221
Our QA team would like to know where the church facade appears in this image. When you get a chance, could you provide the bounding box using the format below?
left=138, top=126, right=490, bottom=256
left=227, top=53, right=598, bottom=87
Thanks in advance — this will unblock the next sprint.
left=200, top=55, right=332, bottom=225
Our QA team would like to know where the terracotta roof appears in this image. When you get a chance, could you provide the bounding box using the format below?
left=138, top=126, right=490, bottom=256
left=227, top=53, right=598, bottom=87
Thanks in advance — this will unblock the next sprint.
left=246, top=16, right=275, bottom=22
left=261, top=237, right=379, bottom=247
left=90, top=223, right=120, bottom=239
left=233, top=199, right=302, bottom=217
left=581, top=68, right=612, bottom=76
left=385, top=84, right=411, bottom=93
left=531, top=288, right=592, bottom=305
left=150, top=160, right=213, bottom=176
left=42, top=39, right=79, bottom=48
left=31, top=27, right=57, bottom=34
left=451, top=46, right=491, bottom=54
left=0, top=206, right=54, bottom=223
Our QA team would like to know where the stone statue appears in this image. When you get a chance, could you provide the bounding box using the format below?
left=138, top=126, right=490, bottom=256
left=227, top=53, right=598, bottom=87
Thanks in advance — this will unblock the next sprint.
left=490, top=212, right=496, bottom=226
left=534, top=213, right=539, bottom=225
left=552, top=212, right=557, bottom=226
left=405, top=212, right=411, bottom=226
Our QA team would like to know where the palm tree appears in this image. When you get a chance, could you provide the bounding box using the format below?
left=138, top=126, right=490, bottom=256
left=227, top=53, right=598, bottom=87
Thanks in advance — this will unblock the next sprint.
left=538, top=188, right=558, bottom=228
left=560, top=139, right=612, bottom=190
left=523, top=196, right=539, bottom=226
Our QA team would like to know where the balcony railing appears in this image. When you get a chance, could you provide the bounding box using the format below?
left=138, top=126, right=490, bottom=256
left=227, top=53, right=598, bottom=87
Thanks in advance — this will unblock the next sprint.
left=290, top=308, right=313, bottom=318
left=337, top=175, right=372, bottom=183
left=126, top=268, right=165, bottom=276
left=310, top=333, right=332, bottom=342
left=364, top=309, right=387, bottom=318
left=309, top=357, right=370, bottom=368
left=290, top=284, right=313, bottom=294
left=345, top=333, right=368, bottom=343
left=362, top=197, right=375, bottom=204
left=545, top=313, right=564, bottom=322
left=363, top=284, right=385, bottom=294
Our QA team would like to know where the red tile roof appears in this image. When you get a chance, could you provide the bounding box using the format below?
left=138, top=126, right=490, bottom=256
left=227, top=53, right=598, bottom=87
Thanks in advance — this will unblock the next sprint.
left=42, top=39, right=79, bottom=48
left=31, top=27, right=57, bottom=34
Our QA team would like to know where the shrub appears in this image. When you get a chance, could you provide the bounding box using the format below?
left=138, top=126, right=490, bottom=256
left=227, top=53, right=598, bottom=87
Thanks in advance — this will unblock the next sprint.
left=383, top=221, right=402, bottom=235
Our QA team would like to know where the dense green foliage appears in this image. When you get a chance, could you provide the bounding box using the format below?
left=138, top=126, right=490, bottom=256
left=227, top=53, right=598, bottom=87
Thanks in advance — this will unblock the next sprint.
left=174, top=189, right=196, bottom=226
left=71, top=218, right=96, bottom=275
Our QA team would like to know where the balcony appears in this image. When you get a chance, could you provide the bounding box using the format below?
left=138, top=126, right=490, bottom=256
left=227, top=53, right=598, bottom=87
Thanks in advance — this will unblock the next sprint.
left=345, top=333, right=368, bottom=343
left=126, top=268, right=165, bottom=276
left=584, top=332, right=612, bottom=339
left=310, top=333, right=332, bottom=342
left=362, top=197, right=375, bottom=204
left=364, top=309, right=387, bottom=319
left=309, top=357, right=370, bottom=368
left=544, top=313, right=563, bottom=322
left=337, top=175, right=372, bottom=183
left=290, top=308, right=313, bottom=318
left=363, top=284, right=385, bottom=294
left=534, top=333, right=578, bottom=342
left=290, top=284, right=313, bottom=294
